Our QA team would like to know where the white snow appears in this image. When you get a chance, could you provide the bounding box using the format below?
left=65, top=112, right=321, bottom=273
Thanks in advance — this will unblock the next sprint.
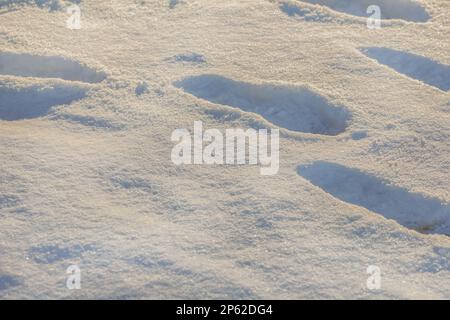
left=0, top=0, right=449, bottom=299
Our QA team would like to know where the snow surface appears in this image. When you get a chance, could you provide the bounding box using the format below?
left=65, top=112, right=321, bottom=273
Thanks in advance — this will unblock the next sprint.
left=0, top=0, right=449, bottom=299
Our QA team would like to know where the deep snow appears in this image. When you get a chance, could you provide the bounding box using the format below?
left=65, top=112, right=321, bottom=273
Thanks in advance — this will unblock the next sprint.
left=0, top=0, right=449, bottom=299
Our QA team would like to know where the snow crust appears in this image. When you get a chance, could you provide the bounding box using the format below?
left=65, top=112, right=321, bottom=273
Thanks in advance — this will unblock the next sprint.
left=0, top=0, right=449, bottom=299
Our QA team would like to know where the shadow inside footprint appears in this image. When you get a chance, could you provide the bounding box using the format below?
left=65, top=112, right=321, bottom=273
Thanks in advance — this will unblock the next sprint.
left=0, top=83, right=86, bottom=121
left=297, top=161, right=450, bottom=236
left=0, top=274, right=22, bottom=291
left=298, top=0, right=430, bottom=22
left=361, top=47, right=450, bottom=91
left=0, top=52, right=107, bottom=83
left=175, top=74, right=350, bottom=135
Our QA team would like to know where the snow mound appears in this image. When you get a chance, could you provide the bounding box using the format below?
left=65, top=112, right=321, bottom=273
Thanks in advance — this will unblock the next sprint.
left=0, top=52, right=107, bottom=84
left=175, top=74, right=350, bottom=135
left=361, top=47, right=450, bottom=91
left=298, top=0, right=430, bottom=22
left=297, top=162, right=450, bottom=236
left=0, top=82, right=86, bottom=120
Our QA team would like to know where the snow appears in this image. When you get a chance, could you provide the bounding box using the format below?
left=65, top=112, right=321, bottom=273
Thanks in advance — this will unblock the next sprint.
left=0, top=0, right=449, bottom=299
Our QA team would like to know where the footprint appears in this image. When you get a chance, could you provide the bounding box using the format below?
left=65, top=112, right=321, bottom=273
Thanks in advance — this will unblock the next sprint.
left=175, top=74, right=350, bottom=135
left=361, top=47, right=450, bottom=91
left=0, top=0, right=62, bottom=13
left=0, top=81, right=86, bottom=120
left=0, top=52, right=107, bottom=84
left=297, top=0, right=430, bottom=22
left=0, top=274, right=22, bottom=291
left=297, top=161, right=450, bottom=236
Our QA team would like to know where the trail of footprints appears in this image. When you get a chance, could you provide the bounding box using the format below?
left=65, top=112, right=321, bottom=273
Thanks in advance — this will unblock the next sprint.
left=282, top=2, right=450, bottom=92
left=279, top=1, right=449, bottom=234
left=172, top=3, right=449, bottom=236
left=175, top=74, right=449, bottom=235
left=0, top=52, right=106, bottom=121
left=1, top=0, right=448, bottom=239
